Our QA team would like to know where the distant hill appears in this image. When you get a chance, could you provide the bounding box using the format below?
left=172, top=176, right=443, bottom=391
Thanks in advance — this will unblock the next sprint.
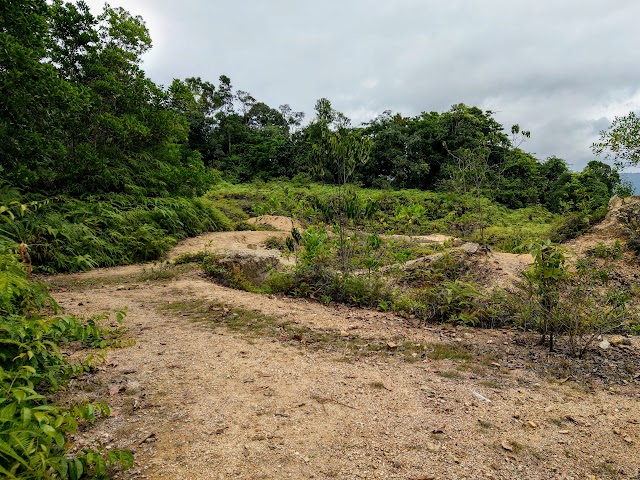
left=621, top=172, right=640, bottom=195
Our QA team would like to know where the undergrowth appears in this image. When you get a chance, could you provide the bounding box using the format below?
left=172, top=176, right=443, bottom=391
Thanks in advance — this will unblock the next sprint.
left=0, top=236, right=133, bottom=478
left=0, top=194, right=232, bottom=273
left=206, top=180, right=558, bottom=251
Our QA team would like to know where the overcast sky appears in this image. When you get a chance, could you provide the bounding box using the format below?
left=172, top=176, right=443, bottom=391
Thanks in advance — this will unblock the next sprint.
left=83, top=0, right=640, bottom=171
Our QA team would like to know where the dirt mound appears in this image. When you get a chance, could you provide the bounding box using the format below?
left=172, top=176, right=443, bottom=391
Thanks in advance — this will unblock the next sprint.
left=382, top=243, right=532, bottom=291
left=246, top=215, right=301, bottom=231
left=166, top=231, right=294, bottom=266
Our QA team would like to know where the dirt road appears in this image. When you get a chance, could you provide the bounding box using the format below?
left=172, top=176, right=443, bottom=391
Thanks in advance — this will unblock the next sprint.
left=50, top=226, right=639, bottom=480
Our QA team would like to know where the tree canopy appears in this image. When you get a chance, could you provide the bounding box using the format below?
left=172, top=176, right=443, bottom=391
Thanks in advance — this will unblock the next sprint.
left=1, top=0, right=624, bottom=217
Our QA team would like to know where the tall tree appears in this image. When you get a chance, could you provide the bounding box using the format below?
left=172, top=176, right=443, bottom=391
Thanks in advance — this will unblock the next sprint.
left=1, top=1, right=210, bottom=197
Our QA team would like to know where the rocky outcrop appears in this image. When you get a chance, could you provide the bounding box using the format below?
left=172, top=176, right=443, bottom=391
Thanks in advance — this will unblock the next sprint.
left=593, top=195, right=640, bottom=235
left=215, top=253, right=280, bottom=286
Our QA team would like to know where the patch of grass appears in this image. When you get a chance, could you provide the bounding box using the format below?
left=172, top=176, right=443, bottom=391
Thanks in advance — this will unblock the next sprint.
left=589, top=240, right=623, bottom=260
left=263, top=236, right=287, bottom=251
left=426, top=342, right=473, bottom=361
left=137, top=264, right=185, bottom=282
left=206, top=198, right=250, bottom=223
left=205, top=181, right=559, bottom=250
left=158, top=299, right=479, bottom=367
left=477, top=419, right=494, bottom=429
left=549, top=417, right=565, bottom=427
left=457, top=362, right=488, bottom=375
left=591, top=461, right=622, bottom=480
left=546, top=358, right=578, bottom=381
left=173, top=251, right=212, bottom=264
left=479, top=379, right=503, bottom=389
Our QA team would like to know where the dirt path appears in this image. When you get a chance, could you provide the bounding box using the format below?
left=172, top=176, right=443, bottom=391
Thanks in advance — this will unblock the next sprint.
left=50, top=220, right=639, bottom=480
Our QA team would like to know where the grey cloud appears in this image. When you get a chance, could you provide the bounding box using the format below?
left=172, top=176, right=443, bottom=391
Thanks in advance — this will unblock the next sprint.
left=83, top=0, right=640, bottom=170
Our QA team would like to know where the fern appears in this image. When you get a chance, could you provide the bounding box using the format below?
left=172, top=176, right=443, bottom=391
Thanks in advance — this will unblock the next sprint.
left=1, top=194, right=233, bottom=273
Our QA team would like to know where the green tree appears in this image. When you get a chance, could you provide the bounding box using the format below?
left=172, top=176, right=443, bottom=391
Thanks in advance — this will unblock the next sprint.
left=582, top=160, right=623, bottom=196
left=0, top=0, right=73, bottom=188
left=494, top=149, right=542, bottom=208
left=524, top=241, right=567, bottom=351
left=1, top=1, right=210, bottom=197
left=361, top=111, right=437, bottom=189
left=592, top=112, right=640, bottom=167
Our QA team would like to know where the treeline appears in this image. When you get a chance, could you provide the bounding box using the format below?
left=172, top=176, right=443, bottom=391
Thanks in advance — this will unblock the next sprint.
left=187, top=88, right=623, bottom=212
left=2, top=0, right=624, bottom=213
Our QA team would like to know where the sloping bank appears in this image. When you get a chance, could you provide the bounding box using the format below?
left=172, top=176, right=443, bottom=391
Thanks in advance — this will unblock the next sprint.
left=1, top=194, right=233, bottom=273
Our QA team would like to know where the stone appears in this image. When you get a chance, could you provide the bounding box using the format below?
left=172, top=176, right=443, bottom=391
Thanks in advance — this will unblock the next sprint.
left=610, top=335, right=625, bottom=346
left=461, top=242, right=480, bottom=254
left=608, top=195, right=624, bottom=211
left=426, top=442, right=440, bottom=452
left=598, top=340, right=610, bottom=350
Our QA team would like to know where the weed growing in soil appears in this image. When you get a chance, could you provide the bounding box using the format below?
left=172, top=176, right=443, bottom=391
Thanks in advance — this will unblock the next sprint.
left=159, top=300, right=477, bottom=365
left=426, top=342, right=473, bottom=361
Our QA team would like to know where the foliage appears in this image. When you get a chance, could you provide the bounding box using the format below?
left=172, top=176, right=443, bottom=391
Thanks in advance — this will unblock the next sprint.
left=397, top=253, right=469, bottom=287
left=0, top=195, right=231, bottom=273
left=392, top=280, right=484, bottom=325
left=522, top=241, right=567, bottom=351
left=0, top=219, right=133, bottom=477
left=207, top=181, right=559, bottom=250
left=548, top=213, right=590, bottom=243
left=513, top=242, right=632, bottom=356
left=559, top=258, right=630, bottom=357
left=198, top=254, right=261, bottom=292
left=263, top=236, right=287, bottom=252
left=592, top=111, right=640, bottom=168
left=2, top=1, right=212, bottom=197
left=1, top=1, right=625, bottom=237
left=589, top=241, right=623, bottom=260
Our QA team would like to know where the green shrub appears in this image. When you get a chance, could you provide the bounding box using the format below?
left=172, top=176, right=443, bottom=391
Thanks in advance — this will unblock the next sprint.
left=589, top=241, right=623, bottom=260
left=329, top=274, right=390, bottom=308
left=263, top=236, right=287, bottom=252
left=263, top=271, right=299, bottom=295
left=205, top=181, right=560, bottom=250
left=549, top=213, right=589, bottom=243
left=397, top=252, right=469, bottom=288
left=392, top=280, right=484, bottom=324
left=0, top=237, right=133, bottom=478
left=512, top=243, right=631, bottom=355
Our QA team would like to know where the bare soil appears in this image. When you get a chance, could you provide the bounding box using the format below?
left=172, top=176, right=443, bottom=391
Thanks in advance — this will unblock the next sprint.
left=49, top=217, right=640, bottom=480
